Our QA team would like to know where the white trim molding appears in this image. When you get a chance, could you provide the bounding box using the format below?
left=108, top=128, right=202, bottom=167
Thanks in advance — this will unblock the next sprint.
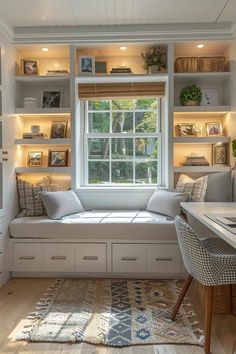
left=0, top=17, right=13, bottom=43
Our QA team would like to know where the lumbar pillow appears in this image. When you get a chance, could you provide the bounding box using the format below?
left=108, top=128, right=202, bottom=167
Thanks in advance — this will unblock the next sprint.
left=205, top=171, right=232, bottom=202
left=39, top=190, right=84, bottom=220
left=175, top=174, right=208, bottom=202
left=146, top=189, right=189, bottom=218
left=17, top=177, right=51, bottom=217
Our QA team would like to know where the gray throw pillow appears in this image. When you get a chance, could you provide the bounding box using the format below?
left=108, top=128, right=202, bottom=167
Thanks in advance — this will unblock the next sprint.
left=39, top=190, right=84, bottom=220
left=147, top=189, right=189, bottom=218
left=205, top=172, right=232, bottom=202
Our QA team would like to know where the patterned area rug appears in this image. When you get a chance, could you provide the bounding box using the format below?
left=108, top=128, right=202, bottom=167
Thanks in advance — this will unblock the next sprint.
left=17, top=279, right=204, bottom=347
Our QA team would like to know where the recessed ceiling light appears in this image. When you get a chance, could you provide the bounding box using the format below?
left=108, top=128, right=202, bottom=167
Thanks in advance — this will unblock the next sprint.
left=42, top=48, right=49, bottom=52
left=120, top=46, right=127, bottom=51
left=197, top=44, right=204, bottom=48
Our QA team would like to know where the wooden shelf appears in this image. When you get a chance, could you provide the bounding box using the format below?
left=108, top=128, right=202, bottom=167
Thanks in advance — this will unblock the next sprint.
left=15, top=138, right=71, bottom=145
left=15, top=167, right=72, bottom=174
left=174, top=166, right=231, bottom=173
left=174, top=105, right=230, bottom=113
left=15, top=75, right=70, bottom=85
left=15, top=108, right=70, bottom=115
left=173, top=136, right=231, bottom=144
left=174, top=72, right=230, bottom=84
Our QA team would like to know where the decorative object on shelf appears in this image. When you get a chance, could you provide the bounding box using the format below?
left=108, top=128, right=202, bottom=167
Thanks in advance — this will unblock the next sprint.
left=22, top=59, right=39, bottom=75
left=79, top=56, right=95, bottom=75
left=46, top=70, right=69, bottom=76
left=50, top=121, right=68, bottom=139
left=179, top=85, right=202, bottom=106
left=48, top=149, right=69, bottom=167
left=23, top=132, right=47, bottom=139
left=206, top=122, right=223, bottom=136
left=141, top=46, right=167, bottom=74
left=24, top=97, right=37, bottom=109
left=42, top=91, right=62, bottom=108
left=212, top=143, right=228, bottom=165
left=31, top=125, right=40, bottom=134
left=177, top=123, right=196, bottom=136
left=194, top=124, right=203, bottom=137
left=95, top=62, right=107, bottom=75
left=174, top=56, right=226, bottom=73
left=110, top=66, right=132, bottom=75
left=28, top=151, right=43, bottom=167
left=201, top=89, right=219, bottom=106
left=183, top=154, right=209, bottom=166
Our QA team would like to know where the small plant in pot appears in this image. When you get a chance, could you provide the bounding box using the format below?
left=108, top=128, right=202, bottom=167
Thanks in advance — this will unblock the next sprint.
left=141, top=46, right=167, bottom=74
left=180, top=85, right=202, bottom=106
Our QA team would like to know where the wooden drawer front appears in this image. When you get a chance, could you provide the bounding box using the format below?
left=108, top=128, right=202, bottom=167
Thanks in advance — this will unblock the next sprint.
left=14, top=243, right=44, bottom=272
left=45, top=244, right=75, bottom=272
left=147, top=244, right=181, bottom=274
left=76, top=244, right=107, bottom=273
left=112, top=244, right=146, bottom=273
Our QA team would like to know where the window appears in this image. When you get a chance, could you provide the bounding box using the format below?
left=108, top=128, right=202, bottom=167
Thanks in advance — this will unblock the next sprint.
left=84, top=98, right=161, bottom=186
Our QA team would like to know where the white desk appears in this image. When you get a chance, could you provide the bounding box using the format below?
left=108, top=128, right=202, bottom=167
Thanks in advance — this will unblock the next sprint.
left=181, top=202, right=236, bottom=249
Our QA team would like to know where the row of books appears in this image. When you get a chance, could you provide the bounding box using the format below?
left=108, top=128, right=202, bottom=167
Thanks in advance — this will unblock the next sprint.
left=110, top=67, right=133, bottom=75
left=23, top=132, right=47, bottom=139
left=183, top=155, right=209, bottom=166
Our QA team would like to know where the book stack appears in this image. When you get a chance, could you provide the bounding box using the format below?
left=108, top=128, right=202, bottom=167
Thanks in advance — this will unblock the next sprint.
left=110, top=66, right=133, bottom=75
left=183, top=155, right=209, bottom=166
left=46, top=70, right=69, bottom=76
left=23, top=132, right=47, bottom=139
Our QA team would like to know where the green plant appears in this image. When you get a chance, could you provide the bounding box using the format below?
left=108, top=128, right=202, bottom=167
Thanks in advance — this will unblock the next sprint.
left=232, top=139, right=236, bottom=158
left=179, top=85, right=202, bottom=105
left=141, top=46, right=167, bottom=72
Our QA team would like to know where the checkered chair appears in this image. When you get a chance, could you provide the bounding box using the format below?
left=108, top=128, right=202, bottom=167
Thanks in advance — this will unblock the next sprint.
left=171, top=216, right=236, bottom=354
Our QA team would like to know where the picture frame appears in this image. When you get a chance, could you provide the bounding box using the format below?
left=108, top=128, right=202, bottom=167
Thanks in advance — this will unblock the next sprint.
left=206, top=122, right=223, bottom=136
left=48, top=150, right=69, bottom=167
left=50, top=121, right=68, bottom=139
left=212, top=143, right=228, bottom=165
left=42, top=91, right=62, bottom=109
left=27, top=151, right=43, bottom=167
left=79, top=56, right=95, bottom=75
left=201, top=89, right=219, bottom=106
left=22, top=59, right=39, bottom=75
left=177, top=123, right=196, bottom=136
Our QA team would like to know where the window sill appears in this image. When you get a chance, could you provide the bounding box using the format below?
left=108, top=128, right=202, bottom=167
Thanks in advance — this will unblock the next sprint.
left=75, top=186, right=168, bottom=193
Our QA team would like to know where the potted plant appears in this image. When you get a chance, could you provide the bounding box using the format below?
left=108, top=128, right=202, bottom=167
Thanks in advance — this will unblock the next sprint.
left=179, top=85, right=202, bottom=106
left=141, top=46, right=167, bottom=74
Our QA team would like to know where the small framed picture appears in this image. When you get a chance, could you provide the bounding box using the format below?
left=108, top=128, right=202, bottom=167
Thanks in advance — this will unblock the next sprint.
left=22, top=59, right=39, bottom=75
left=48, top=150, right=69, bottom=167
left=212, top=143, right=228, bottom=165
left=177, top=123, right=196, bottom=136
left=42, top=91, right=62, bottom=108
left=50, top=121, right=68, bottom=139
left=206, top=122, right=223, bottom=136
left=28, top=151, right=43, bottom=167
left=201, top=89, right=219, bottom=106
left=79, top=56, right=95, bottom=75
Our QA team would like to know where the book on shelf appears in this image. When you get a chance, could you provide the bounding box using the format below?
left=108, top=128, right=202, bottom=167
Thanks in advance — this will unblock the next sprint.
left=46, top=70, right=69, bottom=76
left=23, top=132, right=47, bottom=139
left=110, top=66, right=133, bottom=75
left=183, top=154, right=209, bottom=166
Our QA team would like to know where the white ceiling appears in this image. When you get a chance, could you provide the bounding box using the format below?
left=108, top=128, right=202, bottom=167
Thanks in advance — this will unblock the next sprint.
left=0, top=0, right=235, bottom=28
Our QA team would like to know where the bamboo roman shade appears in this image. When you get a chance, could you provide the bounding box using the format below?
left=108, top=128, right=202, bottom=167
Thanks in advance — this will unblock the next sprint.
left=78, top=82, right=165, bottom=99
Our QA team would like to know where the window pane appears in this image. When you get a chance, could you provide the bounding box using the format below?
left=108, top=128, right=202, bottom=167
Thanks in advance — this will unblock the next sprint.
left=135, top=111, right=157, bottom=132
left=88, top=100, right=110, bottom=110
left=88, top=112, right=110, bottom=133
left=88, top=138, right=109, bottom=159
left=112, top=112, right=133, bottom=132
left=135, top=161, right=157, bottom=184
left=112, top=99, right=134, bottom=110
left=135, top=98, right=158, bottom=110
left=135, top=138, right=158, bottom=159
left=88, top=161, right=109, bottom=184
left=112, top=161, right=133, bottom=184
left=112, top=138, right=133, bottom=159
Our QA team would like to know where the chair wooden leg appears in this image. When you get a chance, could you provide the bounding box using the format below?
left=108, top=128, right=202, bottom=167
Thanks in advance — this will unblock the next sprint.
left=204, top=286, right=213, bottom=354
left=171, top=274, right=193, bottom=321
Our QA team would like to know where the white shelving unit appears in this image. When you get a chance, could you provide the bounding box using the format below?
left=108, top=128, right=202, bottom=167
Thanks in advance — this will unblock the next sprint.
left=174, top=72, right=231, bottom=84
left=15, top=138, right=71, bottom=145
left=15, top=108, right=70, bottom=115
left=15, top=167, right=72, bottom=174
left=15, top=75, right=70, bottom=84
left=173, top=136, right=231, bottom=144
left=174, top=105, right=231, bottom=113
left=173, top=166, right=231, bottom=173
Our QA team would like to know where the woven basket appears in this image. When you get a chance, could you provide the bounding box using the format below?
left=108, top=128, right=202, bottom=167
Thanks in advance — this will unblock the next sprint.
left=175, top=56, right=226, bottom=73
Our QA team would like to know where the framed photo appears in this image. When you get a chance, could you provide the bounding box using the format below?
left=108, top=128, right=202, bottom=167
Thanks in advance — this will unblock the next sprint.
left=48, top=150, right=69, bottom=167
left=79, top=56, right=95, bottom=75
left=201, top=89, right=219, bottom=106
left=42, top=91, right=62, bottom=108
left=50, top=121, right=68, bottom=139
left=28, top=151, right=43, bottom=167
left=177, top=123, right=196, bottom=136
left=212, top=143, right=228, bottom=165
left=22, top=59, right=39, bottom=75
left=206, top=122, right=223, bottom=136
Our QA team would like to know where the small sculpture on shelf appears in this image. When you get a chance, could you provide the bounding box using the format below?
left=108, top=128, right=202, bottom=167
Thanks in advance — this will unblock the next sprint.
left=179, top=84, right=202, bottom=106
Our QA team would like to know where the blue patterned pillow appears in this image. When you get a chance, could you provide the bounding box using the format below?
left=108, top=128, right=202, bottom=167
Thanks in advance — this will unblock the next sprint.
left=205, top=172, right=232, bottom=202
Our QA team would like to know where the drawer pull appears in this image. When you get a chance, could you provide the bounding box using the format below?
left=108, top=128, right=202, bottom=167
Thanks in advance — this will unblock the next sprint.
left=121, top=257, right=138, bottom=261
left=83, top=256, right=98, bottom=261
left=19, top=256, right=35, bottom=260
left=51, top=256, right=67, bottom=260
left=155, top=257, right=173, bottom=261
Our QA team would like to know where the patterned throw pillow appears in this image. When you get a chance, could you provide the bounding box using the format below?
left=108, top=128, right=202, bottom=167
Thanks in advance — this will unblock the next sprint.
left=17, top=177, right=51, bottom=217
left=205, top=172, right=232, bottom=202
left=175, top=174, right=209, bottom=202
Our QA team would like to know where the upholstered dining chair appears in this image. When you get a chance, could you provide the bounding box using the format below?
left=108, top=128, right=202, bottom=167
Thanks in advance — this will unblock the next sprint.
left=171, top=216, right=236, bottom=354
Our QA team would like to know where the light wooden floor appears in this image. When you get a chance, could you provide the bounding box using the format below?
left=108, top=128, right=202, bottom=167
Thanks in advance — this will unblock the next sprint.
left=0, top=278, right=235, bottom=354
